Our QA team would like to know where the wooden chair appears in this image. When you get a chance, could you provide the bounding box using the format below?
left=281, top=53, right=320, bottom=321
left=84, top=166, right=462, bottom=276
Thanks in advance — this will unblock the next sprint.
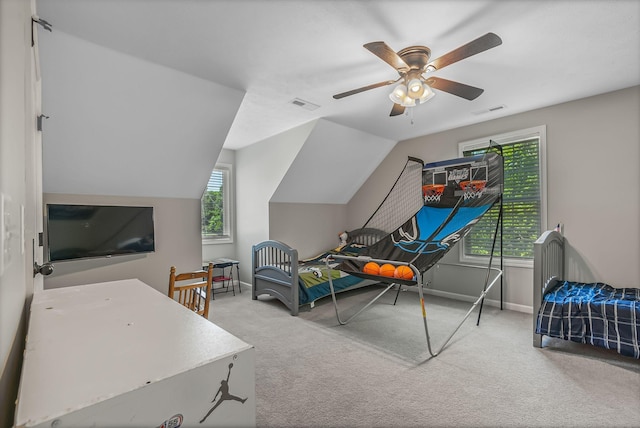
left=168, top=263, right=214, bottom=318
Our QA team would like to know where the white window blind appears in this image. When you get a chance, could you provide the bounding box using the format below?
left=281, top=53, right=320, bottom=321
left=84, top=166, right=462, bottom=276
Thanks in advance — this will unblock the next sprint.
left=201, top=165, right=231, bottom=241
left=459, top=129, right=545, bottom=262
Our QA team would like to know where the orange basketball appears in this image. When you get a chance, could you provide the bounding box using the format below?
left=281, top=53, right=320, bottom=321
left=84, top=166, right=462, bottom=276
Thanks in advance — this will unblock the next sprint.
left=379, top=263, right=396, bottom=277
left=363, top=262, right=380, bottom=275
left=394, top=265, right=414, bottom=280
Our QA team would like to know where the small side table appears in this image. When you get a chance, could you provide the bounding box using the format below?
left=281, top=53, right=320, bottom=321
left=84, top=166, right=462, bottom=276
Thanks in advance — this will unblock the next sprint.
left=204, top=258, right=240, bottom=298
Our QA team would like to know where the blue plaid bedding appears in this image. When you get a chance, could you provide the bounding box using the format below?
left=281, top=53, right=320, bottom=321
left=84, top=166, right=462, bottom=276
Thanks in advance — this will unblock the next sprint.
left=535, top=281, right=640, bottom=358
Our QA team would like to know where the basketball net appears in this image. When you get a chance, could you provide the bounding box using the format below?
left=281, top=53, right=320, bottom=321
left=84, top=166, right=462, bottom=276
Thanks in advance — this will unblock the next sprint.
left=463, top=189, right=486, bottom=201
left=424, top=193, right=443, bottom=204
left=461, top=180, right=487, bottom=201
left=422, top=184, right=445, bottom=204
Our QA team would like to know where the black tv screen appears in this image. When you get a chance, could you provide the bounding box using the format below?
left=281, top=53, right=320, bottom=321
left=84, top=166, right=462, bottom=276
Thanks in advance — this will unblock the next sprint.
left=46, top=204, right=155, bottom=262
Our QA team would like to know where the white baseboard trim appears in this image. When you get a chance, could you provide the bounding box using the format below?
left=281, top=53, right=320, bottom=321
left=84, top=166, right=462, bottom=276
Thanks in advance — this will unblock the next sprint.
left=243, top=280, right=534, bottom=314
left=418, top=287, right=533, bottom=314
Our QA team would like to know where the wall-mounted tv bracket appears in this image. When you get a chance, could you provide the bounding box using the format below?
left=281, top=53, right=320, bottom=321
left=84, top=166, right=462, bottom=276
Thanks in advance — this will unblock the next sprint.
left=31, top=15, right=52, bottom=47
left=37, top=114, right=49, bottom=132
left=32, top=239, right=53, bottom=278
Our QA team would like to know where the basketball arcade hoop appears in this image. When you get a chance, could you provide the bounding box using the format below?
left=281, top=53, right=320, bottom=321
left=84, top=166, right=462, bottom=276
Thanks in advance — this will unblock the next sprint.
left=460, top=180, right=487, bottom=200
left=422, top=184, right=445, bottom=203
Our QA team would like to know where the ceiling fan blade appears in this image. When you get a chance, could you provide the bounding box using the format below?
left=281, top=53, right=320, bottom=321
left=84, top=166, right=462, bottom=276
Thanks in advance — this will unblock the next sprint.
left=425, top=77, right=484, bottom=100
left=390, top=103, right=405, bottom=116
left=364, top=41, right=411, bottom=73
left=426, top=32, right=502, bottom=71
left=333, top=79, right=398, bottom=99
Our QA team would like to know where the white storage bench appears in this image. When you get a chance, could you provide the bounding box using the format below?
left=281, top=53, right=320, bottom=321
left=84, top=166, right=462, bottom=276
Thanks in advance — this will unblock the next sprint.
left=15, top=279, right=255, bottom=427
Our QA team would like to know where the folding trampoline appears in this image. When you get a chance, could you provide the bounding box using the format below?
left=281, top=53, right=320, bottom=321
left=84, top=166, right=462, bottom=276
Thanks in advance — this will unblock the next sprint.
left=325, top=148, right=504, bottom=357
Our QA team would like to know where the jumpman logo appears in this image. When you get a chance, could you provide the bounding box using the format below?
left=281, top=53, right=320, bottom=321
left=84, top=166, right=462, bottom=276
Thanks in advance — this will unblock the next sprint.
left=200, top=362, right=247, bottom=424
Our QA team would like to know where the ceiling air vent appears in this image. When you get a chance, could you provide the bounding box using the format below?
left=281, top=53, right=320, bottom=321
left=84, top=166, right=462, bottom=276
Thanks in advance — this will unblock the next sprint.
left=289, top=98, right=320, bottom=111
left=472, top=104, right=506, bottom=115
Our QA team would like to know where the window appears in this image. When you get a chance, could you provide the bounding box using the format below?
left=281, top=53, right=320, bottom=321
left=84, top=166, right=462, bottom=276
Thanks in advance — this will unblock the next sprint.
left=201, top=163, right=233, bottom=243
left=458, top=126, right=546, bottom=266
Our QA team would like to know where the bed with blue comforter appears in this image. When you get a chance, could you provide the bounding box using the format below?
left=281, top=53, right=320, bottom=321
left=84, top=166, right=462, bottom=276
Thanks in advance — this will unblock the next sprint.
left=533, top=230, right=640, bottom=359
left=535, top=281, right=640, bottom=358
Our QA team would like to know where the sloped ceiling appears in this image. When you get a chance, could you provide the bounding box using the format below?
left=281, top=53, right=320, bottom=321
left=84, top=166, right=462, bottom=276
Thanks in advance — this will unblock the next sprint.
left=272, top=119, right=395, bottom=204
left=39, top=29, right=244, bottom=199
left=35, top=1, right=640, bottom=202
left=36, top=1, right=640, bottom=151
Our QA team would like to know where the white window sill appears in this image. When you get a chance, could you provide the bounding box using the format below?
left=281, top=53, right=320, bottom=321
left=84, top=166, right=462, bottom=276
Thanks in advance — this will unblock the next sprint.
left=202, top=237, right=234, bottom=245
left=459, top=255, right=533, bottom=269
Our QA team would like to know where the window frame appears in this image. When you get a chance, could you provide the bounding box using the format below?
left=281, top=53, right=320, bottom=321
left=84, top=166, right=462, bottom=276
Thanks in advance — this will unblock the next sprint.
left=201, top=162, right=234, bottom=245
left=457, top=125, right=547, bottom=268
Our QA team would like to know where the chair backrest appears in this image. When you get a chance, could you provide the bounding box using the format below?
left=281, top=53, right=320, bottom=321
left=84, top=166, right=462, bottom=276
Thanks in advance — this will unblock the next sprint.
left=168, top=262, right=213, bottom=318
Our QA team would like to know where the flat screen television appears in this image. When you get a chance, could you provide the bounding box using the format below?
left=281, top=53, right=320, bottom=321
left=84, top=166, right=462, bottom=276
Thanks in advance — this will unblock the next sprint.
left=46, top=204, right=155, bottom=262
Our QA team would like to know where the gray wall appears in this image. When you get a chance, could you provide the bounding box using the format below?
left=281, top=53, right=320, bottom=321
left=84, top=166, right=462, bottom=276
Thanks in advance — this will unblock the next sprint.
left=234, top=123, right=311, bottom=283
left=43, top=194, right=202, bottom=295
left=235, top=119, right=396, bottom=283
left=269, top=203, right=347, bottom=260
left=347, top=85, right=640, bottom=310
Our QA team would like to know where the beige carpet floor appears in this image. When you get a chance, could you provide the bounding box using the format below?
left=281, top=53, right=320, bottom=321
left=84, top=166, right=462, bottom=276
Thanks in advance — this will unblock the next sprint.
left=209, top=284, right=640, bottom=428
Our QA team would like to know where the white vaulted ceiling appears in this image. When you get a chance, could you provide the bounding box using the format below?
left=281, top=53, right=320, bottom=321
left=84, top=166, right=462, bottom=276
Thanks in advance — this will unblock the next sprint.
left=38, top=29, right=244, bottom=199
left=36, top=0, right=640, bottom=200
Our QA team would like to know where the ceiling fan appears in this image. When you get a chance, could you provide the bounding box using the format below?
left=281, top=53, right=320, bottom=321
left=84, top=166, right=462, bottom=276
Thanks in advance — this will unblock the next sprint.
left=333, top=33, right=502, bottom=117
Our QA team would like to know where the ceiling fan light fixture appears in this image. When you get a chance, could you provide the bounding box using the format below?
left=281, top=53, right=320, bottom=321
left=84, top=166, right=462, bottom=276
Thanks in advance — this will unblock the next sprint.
left=389, top=84, right=408, bottom=104
left=334, top=33, right=503, bottom=117
left=389, top=83, right=417, bottom=107
left=400, top=97, right=416, bottom=107
left=407, top=78, right=425, bottom=99
left=418, top=83, right=435, bottom=104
